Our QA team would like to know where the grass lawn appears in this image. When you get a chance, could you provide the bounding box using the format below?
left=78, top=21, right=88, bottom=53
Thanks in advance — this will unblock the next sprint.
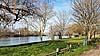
left=58, top=45, right=92, bottom=56
left=0, top=37, right=99, bottom=56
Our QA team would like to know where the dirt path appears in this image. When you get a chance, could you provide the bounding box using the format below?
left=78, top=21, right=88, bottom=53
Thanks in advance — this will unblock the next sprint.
left=80, top=44, right=100, bottom=56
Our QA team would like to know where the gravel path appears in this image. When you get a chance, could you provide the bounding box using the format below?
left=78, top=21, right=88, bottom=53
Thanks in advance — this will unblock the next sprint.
left=80, top=44, right=100, bottom=56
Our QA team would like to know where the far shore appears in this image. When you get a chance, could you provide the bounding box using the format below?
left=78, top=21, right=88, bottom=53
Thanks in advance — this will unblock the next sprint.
left=0, top=34, right=46, bottom=37
left=0, top=34, right=69, bottom=38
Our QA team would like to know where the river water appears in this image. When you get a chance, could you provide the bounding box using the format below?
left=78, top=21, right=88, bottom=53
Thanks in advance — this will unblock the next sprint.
left=0, top=36, right=68, bottom=46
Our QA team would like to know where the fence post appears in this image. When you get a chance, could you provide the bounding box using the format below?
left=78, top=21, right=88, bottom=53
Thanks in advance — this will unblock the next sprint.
left=56, top=48, right=59, bottom=56
left=69, top=44, right=72, bottom=51
left=70, top=44, right=72, bottom=48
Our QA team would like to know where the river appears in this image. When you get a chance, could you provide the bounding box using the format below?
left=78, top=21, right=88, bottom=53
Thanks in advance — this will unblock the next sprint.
left=0, top=36, right=68, bottom=46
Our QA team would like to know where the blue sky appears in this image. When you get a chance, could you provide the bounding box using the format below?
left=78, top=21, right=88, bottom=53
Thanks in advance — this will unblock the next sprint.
left=48, top=0, right=73, bottom=24
left=54, top=0, right=73, bottom=16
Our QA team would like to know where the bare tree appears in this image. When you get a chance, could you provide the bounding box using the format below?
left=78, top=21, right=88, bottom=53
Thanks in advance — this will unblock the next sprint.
left=72, top=0, right=100, bottom=45
left=26, top=0, right=54, bottom=41
left=49, top=25, right=58, bottom=40
left=55, top=10, right=69, bottom=39
left=49, top=25, right=55, bottom=40
left=0, top=0, right=43, bottom=28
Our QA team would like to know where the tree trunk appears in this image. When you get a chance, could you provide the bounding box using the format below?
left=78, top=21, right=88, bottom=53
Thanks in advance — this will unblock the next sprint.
left=83, top=31, right=88, bottom=46
left=69, top=35, right=71, bottom=38
left=40, top=35, right=43, bottom=42
left=58, top=31, right=62, bottom=39
left=90, top=31, right=93, bottom=39
left=39, top=30, right=43, bottom=41
left=88, top=31, right=91, bottom=41
left=68, top=32, right=71, bottom=38
left=90, top=34, right=92, bottom=39
left=51, top=35, right=54, bottom=40
left=94, top=31, right=96, bottom=39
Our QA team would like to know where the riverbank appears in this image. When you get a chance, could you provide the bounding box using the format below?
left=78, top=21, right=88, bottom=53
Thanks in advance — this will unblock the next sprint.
left=0, top=37, right=99, bottom=56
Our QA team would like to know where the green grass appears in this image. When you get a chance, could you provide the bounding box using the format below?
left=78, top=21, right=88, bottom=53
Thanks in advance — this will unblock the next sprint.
left=0, top=37, right=99, bottom=56
left=0, top=41, right=67, bottom=56
left=58, top=45, right=92, bottom=56
left=58, top=37, right=100, bottom=56
left=0, top=40, right=70, bottom=56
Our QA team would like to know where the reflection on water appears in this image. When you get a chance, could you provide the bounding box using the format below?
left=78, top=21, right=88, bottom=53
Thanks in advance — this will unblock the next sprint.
left=0, top=36, right=68, bottom=46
